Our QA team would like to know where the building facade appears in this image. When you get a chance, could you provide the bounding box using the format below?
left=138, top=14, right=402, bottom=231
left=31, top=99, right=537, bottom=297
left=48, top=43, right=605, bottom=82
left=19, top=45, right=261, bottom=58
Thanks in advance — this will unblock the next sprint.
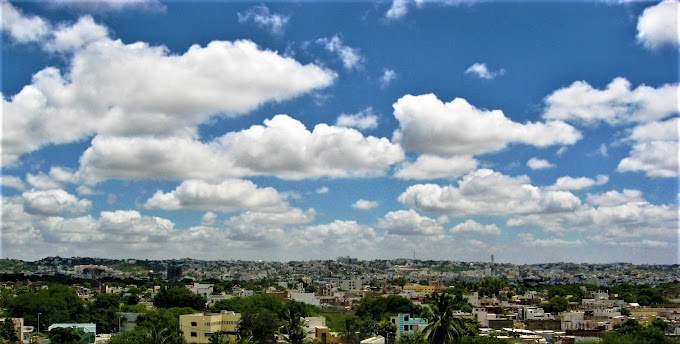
left=390, top=313, right=428, bottom=338
left=180, top=311, right=241, bottom=344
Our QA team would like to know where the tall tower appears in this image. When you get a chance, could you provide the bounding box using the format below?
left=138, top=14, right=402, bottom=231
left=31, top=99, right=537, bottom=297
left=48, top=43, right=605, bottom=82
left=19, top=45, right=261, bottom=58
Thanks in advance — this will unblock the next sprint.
left=491, top=254, right=495, bottom=277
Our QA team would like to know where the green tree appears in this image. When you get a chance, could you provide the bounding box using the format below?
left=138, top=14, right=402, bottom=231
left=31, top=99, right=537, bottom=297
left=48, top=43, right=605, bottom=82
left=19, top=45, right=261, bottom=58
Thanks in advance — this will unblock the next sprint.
left=341, top=316, right=360, bottom=344
left=154, top=286, right=206, bottom=309
left=280, top=307, right=306, bottom=344
left=0, top=318, right=19, bottom=343
left=238, top=310, right=279, bottom=344
left=48, top=327, right=81, bottom=344
left=8, top=284, right=87, bottom=330
left=542, top=296, right=569, bottom=314
left=88, top=293, right=122, bottom=334
left=396, top=332, right=424, bottom=344
left=421, top=292, right=466, bottom=344
left=355, top=295, right=422, bottom=321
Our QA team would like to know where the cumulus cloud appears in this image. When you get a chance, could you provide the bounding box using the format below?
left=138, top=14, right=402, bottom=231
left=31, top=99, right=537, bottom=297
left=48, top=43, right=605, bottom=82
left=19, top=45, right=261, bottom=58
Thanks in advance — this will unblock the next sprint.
left=542, top=78, right=678, bottom=125
left=636, top=0, right=679, bottom=50
left=0, top=1, right=50, bottom=43
left=548, top=175, right=609, bottom=191
left=78, top=115, right=404, bottom=182
left=294, top=220, right=378, bottom=248
left=336, top=107, right=379, bottom=130
left=26, top=167, right=78, bottom=190
left=617, top=117, right=679, bottom=178
left=47, top=16, right=108, bottom=52
left=22, top=189, right=91, bottom=216
left=517, top=233, right=582, bottom=247
left=1, top=176, right=25, bottom=191
left=352, top=199, right=380, bottom=210
left=380, top=69, right=398, bottom=88
left=392, top=94, right=581, bottom=156
left=3, top=19, right=335, bottom=164
left=527, top=158, right=555, bottom=170
left=238, top=5, right=290, bottom=36
left=226, top=208, right=315, bottom=228
left=144, top=179, right=289, bottom=212
left=451, top=219, right=501, bottom=235
left=399, top=169, right=582, bottom=216
left=377, top=209, right=444, bottom=235
left=316, top=187, right=329, bottom=194
left=395, top=155, right=478, bottom=180
left=201, top=212, right=217, bottom=226
left=317, top=35, right=363, bottom=70
left=508, top=188, right=676, bottom=238
left=464, top=63, right=505, bottom=80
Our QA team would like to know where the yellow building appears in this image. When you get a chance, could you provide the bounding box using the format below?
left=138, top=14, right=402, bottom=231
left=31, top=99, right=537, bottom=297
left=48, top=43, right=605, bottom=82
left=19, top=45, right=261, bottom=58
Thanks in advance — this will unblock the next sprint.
left=403, top=284, right=448, bottom=293
left=179, top=311, right=241, bottom=344
left=314, top=326, right=340, bottom=344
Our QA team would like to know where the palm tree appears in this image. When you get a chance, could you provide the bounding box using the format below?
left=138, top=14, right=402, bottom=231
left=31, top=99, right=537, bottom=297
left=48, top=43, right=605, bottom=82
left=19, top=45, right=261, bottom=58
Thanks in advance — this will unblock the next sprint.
left=421, top=292, right=466, bottom=344
left=280, top=308, right=306, bottom=344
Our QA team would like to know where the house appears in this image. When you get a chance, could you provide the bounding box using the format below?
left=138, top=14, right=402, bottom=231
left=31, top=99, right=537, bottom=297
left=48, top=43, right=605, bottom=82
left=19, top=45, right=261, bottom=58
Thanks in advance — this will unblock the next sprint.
left=48, top=323, right=97, bottom=344
left=0, top=317, right=32, bottom=344
left=179, top=311, right=241, bottom=344
left=390, top=313, right=428, bottom=338
left=360, top=335, right=386, bottom=344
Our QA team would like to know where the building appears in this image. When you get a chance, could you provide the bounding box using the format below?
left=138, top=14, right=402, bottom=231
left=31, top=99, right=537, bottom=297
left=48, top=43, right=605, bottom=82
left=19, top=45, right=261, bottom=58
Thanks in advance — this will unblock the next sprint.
left=390, top=313, right=428, bottom=338
left=338, top=277, right=362, bottom=291
left=188, top=283, right=214, bottom=298
left=0, top=317, right=32, bottom=344
left=48, top=323, right=96, bottom=344
left=167, top=266, right=183, bottom=282
left=360, top=335, right=386, bottom=344
left=314, top=326, right=340, bottom=344
left=179, top=311, right=241, bottom=344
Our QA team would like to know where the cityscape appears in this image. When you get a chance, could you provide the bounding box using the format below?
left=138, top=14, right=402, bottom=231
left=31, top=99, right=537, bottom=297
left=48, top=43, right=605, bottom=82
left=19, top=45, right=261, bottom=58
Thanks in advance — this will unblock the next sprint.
left=1, top=0, right=679, bottom=343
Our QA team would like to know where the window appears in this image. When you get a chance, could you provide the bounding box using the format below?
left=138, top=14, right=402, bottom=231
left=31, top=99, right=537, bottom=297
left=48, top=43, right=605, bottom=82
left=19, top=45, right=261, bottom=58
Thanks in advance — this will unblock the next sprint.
left=191, top=322, right=197, bottom=327
left=404, top=325, right=409, bottom=332
left=190, top=332, right=197, bottom=337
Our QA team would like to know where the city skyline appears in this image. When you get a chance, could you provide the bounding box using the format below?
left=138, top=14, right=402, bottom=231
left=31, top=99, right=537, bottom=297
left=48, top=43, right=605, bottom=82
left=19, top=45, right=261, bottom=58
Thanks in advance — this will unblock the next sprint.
left=1, top=0, right=678, bottom=264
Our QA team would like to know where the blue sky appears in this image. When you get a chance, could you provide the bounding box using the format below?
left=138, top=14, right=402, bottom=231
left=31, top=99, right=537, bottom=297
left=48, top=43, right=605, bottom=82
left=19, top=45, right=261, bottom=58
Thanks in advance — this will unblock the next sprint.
left=1, top=0, right=678, bottom=264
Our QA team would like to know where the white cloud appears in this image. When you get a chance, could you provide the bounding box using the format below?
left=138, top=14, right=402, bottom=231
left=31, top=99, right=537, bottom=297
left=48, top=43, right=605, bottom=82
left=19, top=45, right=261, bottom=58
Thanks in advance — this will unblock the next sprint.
left=238, top=5, right=290, bottom=36
left=1, top=176, right=25, bottom=191
left=0, top=1, right=50, bottom=43
left=201, top=212, right=217, bottom=226
left=22, top=189, right=91, bottom=216
left=386, top=0, right=410, bottom=19
left=336, top=107, right=379, bottom=130
left=617, top=117, right=679, bottom=178
left=517, top=233, right=582, bottom=247
left=399, top=169, right=582, bottom=216
left=548, top=175, right=609, bottom=191
left=3, top=30, right=336, bottom=164
left=542, top=78, right=678, bottom=125
left=527, top=158, right=555, bottom=170
left=316, top=187, right=329, bottom=194
left=507, top=188, right=676, bottom=238
left=586, top=189, right=644, bottom=206
left=392, top=94, right=581, bottom=156
left=380, top=69, right=398, bottom=88
left=451, top=219, right=501, bottom=235
left=79, top=115, right=404, bottom=182
left=47, top=16, right=108, bottom=52
left=316, top=35, right=363, bottom=70
left=395, top=155, right=478, bottom=180
left=352, top=199, right=380, bottom=210
left=226, top=208, right=315, bottom=228
left=26, top=167, right=78, bottom=190
left=294, top=220, right=378, bottom=248
left=464, top=63, right=505, bottom=80
left=377, top=209, right=444, bottom=235
left=620, top=239, right=672, bottom=248
left=636, top=0, right=679, bottom=50
left=144, top=179, right=289, bottom=213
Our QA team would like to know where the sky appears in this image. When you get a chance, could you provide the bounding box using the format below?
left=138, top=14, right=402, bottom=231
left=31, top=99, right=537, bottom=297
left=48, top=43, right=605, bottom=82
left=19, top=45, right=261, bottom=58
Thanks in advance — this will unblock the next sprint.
left=1, top=0, right=678, bottom=264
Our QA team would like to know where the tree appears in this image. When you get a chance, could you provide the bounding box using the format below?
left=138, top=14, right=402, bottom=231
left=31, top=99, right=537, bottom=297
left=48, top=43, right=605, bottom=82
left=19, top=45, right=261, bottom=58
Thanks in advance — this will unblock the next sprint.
left=49, top=327, right=81, bottom=344
left=0, top=319, right=19, bottom=343
left=7, top=284, right=87, bottom=330
left=421, top=292, right=466, bottom=344
left=542, top=296, right=569, bottom=314
left=154, top=286, right=206, bottom=309
left=355, top=295, right=422, bottom=321
left=238, top=310, right=279, bottom=344
left=341, top=316, right=360, bottom=344
left=88, top=293, right=122, bottom=333
left=396, top=332, right=424, bottom=344
left=280, top=307, right=305, bottom=344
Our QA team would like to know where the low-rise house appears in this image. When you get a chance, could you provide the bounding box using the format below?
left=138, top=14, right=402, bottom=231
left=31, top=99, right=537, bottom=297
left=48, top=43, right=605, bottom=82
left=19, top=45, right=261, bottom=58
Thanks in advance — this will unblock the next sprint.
left=179, top=311, right=241, bottom=344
